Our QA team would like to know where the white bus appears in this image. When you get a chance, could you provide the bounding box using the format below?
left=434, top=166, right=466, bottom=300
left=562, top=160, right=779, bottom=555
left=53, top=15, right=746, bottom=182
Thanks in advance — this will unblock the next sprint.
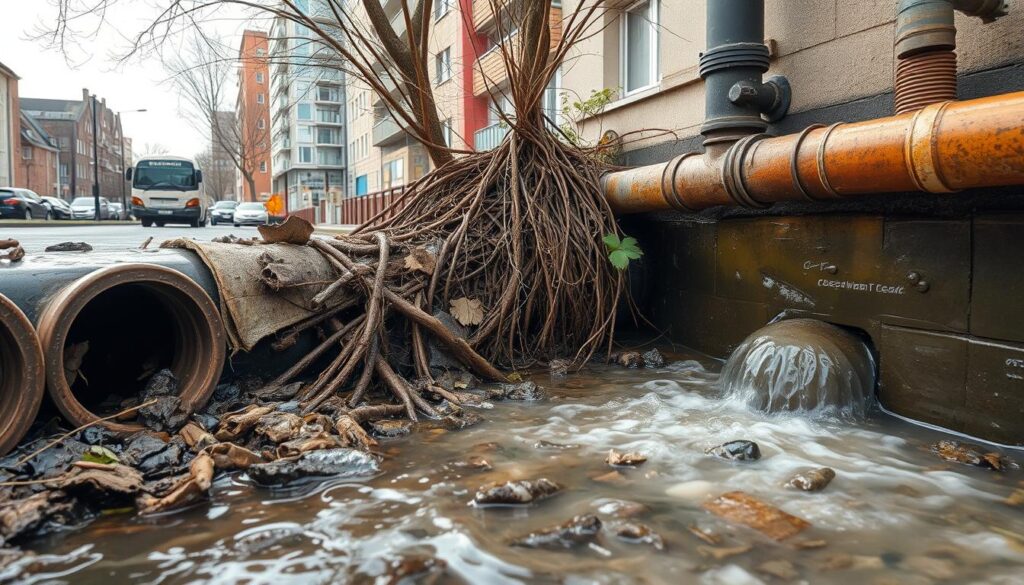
left=126, top=155, right=209, bottom=228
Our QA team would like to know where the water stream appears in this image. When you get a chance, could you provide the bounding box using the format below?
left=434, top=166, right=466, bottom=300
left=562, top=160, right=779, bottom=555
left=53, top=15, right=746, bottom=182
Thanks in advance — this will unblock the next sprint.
left=5, top=351, right=1024, bottom=584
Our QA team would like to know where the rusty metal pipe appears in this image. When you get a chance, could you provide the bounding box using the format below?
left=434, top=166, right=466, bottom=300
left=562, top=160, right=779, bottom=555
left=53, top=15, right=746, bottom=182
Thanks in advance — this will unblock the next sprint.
left=35, top=264, right=227, bottom=433
left=603, top=91, right=1024, bottom=214
left=0, top=293, right=45, bottom=456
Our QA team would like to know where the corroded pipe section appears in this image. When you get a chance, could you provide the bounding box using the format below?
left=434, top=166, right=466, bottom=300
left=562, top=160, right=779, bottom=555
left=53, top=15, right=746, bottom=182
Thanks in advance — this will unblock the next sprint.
left=36, top=264, right=227, bottom=432
left=603, top=92, right=1024, bottom=214
left=0, top=293, right=45, bottom=456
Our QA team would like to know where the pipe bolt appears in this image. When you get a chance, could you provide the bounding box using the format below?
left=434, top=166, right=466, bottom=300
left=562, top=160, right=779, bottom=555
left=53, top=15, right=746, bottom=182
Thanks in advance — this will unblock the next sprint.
left=916, top=281, right=931, bottom=293
left=907, top=271, right=921, bottom=284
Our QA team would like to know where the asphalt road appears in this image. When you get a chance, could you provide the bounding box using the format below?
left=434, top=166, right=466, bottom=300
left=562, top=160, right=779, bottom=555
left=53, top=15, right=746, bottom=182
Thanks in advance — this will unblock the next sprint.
left=2, top=222, right=259, bottom=253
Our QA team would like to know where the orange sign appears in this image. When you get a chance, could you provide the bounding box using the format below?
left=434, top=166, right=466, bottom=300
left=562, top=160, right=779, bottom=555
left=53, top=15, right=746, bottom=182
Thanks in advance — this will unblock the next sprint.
left=266, top=194, right=284, bottom=216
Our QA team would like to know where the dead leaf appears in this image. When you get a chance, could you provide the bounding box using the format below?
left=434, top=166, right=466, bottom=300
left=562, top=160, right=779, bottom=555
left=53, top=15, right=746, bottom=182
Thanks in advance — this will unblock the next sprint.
left=702, top=491, right=811, bottom=541
left=63, top=341, right=90, bottom=386
left=335, top=415, right=378, bottom=450
left=697, top=544, right=752, bottom=560
left=204, top=443, right=262, bottom=470
left=179, top=422, right=217, bottom=452
left=404, top=246, right=436, bottom=275
left=607, top=449, right=647, bottom=467
left=58, top=462, right=144, bottom=497
left=258, top=215, right=314, bottom=245
left=137, top=452, right=214, bottom=515
left=450, top=297, right=484, bottom=326
left=215, top=404, right=277, bottom=441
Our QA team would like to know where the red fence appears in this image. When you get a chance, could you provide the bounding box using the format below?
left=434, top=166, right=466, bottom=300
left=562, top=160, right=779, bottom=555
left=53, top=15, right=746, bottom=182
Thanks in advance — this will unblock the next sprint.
left=339, top=187, right=407, bottom=227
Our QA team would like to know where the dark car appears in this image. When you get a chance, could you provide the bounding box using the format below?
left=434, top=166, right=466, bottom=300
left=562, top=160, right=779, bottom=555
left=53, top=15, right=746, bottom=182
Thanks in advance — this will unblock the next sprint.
left=41, top=196, right=74, bottom=220
left=210, top=200, right=238, bottom=225
left=0, top=188, right=50, bottom=219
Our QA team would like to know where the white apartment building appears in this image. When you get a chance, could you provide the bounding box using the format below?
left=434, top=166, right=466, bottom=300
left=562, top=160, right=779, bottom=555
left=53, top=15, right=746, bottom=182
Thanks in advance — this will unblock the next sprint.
left=269, top=2, right=347, bottom=218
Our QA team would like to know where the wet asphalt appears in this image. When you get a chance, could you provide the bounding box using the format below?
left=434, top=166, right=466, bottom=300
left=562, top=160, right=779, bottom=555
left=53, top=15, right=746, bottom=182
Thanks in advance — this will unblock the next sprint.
left=2, top=222, right=257, bottom=254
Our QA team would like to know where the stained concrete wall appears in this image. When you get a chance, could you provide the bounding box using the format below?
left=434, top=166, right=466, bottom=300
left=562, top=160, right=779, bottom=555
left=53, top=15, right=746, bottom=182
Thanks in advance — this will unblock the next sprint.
left=560, top=0, right=1024, bottom=151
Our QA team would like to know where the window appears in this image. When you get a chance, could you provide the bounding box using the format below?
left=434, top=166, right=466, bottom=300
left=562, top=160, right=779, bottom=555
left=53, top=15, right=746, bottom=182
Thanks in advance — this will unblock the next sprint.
left=257, top=93, right=265, bottom=104
left=435, top=48, right=452, bottom=84
left=260, top=161, right=268, bottom=173
left=622, top=0, right=660, bottom=94
left=297, top=103, right=312, bottom=120
left=257, top=119, right=266, bottom=129
left=299, top=147, right=313, bottom=163
left=382, top=158, right=405, bottom=189
left=317, top=127, right=336, bottom=144
left=435, top=0, right=451, bottom=19
left=256, top=48, right=266, bottom=57
left=298, top=126, right=313, bottom=143
left=22, top=147, right=31, bottom=160
left=441, top=119, right=452, bottom=148
left=256, top=72, right=265, bottom=83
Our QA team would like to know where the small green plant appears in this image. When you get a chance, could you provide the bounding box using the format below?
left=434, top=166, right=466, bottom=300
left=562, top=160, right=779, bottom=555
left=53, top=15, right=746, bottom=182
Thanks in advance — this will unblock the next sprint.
left=559, top=88, right=618, bottom=148
left=603, top=233, right=643, bottom=270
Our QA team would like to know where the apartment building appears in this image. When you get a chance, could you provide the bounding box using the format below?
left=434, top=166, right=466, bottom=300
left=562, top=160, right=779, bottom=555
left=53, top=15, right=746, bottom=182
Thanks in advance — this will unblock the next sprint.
left=0, top=61, right=18, bottom=188
left=235, top=29, right=272, bottom=203
left=22, top=89, right=130, bottom=201
left=268, top=2, right=347, bottom=218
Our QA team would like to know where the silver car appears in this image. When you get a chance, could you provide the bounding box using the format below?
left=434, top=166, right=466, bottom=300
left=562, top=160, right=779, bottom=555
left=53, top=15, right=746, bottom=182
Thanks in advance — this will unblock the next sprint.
left=70, top=197, right=115, bottom=220
left=233, top=202, right=269, bottom=227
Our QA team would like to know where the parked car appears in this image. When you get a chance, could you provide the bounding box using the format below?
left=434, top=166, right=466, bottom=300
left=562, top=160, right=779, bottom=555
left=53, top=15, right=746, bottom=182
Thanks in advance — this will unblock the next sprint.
left=210, top=200, right=238, bottom=225
left=70, top=196, right=115, bottom=220
left=233, top=202, right=269, bottom=227
left=41, top=196, right=74, bottom=220
left=0, top=188, right=51, bottom=219
left=109, top=202, right=125, bottom=220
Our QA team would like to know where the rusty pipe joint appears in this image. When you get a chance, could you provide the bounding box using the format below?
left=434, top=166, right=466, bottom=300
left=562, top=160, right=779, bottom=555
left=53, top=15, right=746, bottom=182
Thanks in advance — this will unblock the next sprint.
left=0, top=293, right=46, bottom=456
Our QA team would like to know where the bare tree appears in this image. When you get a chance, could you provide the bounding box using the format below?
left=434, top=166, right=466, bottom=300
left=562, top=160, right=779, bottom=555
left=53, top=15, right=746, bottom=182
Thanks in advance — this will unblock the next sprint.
left=138, top=142, right=171, bottom=158
left=194, top=148, right=236, bottom=201
left=165, top=34, right=269, bottom=203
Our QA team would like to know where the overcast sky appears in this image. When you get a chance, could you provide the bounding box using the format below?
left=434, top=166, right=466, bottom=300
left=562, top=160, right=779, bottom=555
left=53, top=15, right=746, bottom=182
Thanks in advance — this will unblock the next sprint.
left=0, top=2, right=259, bottom=158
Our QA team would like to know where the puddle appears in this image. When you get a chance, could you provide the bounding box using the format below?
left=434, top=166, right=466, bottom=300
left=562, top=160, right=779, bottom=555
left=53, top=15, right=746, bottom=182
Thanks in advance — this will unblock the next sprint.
left=6, top=352, right=1024, bottom=584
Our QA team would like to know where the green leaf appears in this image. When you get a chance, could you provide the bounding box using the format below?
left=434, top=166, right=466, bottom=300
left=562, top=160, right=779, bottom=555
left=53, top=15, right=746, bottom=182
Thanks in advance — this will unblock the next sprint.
left=609, top=249, right=630, bottom=270
left=602, top=233, right=622, bottom=250
left=82, top=445, right=119, bottom=465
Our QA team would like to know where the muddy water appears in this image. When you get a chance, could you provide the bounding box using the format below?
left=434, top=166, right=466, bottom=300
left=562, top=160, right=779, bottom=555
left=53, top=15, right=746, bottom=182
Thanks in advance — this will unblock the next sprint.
left=8, top=353, right=1024, bottom=584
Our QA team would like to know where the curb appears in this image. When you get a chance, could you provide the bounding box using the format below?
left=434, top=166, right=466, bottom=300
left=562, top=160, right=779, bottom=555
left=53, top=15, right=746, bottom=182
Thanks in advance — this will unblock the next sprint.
left=0, top=220, right=139, bottom=228
left=314, top=224, right=357, bottom=236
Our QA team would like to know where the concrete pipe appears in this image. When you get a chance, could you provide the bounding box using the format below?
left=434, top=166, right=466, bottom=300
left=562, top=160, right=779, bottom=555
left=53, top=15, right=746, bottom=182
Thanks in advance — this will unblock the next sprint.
left=0, top=293, right=46, bottom=456
left=36, top=263, right=227, bottom=433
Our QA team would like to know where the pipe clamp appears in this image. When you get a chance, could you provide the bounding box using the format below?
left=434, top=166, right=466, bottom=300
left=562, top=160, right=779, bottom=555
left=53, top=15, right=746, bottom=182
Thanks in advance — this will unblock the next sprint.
left=906, top=101, right=956, bottom=193
left=722, top=134, right=771, bottom=208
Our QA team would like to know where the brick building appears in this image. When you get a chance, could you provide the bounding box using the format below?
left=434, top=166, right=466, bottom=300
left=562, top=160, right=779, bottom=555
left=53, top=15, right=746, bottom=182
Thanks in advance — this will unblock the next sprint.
left=235, top=30, right=272, bottom=202
left=17, top=111, right=60, bottom=195
left=21, top=89, right=130, bottom=202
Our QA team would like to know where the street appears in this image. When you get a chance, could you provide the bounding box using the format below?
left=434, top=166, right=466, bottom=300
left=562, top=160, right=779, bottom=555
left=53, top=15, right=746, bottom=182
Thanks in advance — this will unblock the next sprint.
left=2, top=222, right=260, bottom=253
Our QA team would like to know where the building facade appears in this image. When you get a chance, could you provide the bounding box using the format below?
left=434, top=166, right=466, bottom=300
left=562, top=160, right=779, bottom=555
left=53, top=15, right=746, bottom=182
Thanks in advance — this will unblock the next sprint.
left=0, top=61, right=19, bottom=188
left=268, top=4, right=347, bottom=219
left=22, top=89, right=129, bottom=202
left=236, top=29, right=272, bottom=202
left=17, top=111, right=60, bottom=195
left=209, top=110, right=239, bottom=201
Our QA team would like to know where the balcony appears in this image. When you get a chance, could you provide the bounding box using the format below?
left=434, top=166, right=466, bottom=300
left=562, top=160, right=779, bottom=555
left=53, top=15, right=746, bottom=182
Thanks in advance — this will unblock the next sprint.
left=316, top=110, right=343, bottom=125
left=472, top=0, right=506, bottom=31
left=474, top=123, right=508, bottom=151
left=472, top=8, right=561, bottom=96
left=372, top=117, right=406, bottom=147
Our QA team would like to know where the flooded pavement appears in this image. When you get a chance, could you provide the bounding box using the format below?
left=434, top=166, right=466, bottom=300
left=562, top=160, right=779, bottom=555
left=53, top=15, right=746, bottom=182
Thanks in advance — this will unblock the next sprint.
left=4, top=352, right=1024, bottom=584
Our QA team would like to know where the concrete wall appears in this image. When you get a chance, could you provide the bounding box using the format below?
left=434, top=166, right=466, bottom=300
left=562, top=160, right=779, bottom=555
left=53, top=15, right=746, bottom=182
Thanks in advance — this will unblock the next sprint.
left=560, top=0, right=1024, bottom=151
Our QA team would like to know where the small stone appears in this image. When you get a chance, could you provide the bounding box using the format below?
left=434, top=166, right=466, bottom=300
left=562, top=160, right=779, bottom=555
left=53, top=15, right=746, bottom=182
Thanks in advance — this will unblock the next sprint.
left=786, top=467, right=836, bottom=492
left=821, top=553, right=884, bottom=571
left=614, top=522, right=664, bottom=550
left=487, top=381, right=545, bottom=401
left=591, top=470, right=629, bottom=485
left=703, top=491, right=810, bottom=541
left=441, top=411, right=483, bottom=431
left=534, top=440, right=580, bottom=450
left=248, top=448, right=380, bottom=486
left=606, top=449, right=647, bottom=467
left=792, top=539, right=828, bottom=550
left=757, top=559, right=799, bottom=580
left=706, top=440, right=761, bottom=461
left=44, top=241, right=93, bottom=252
left=549, top=359, right=571, bottom=378
left=473, top=478, right=561, bottom=506
left=615, top=352, right=643, bottom=368
left=451, top=455, right=492, bottom=471
left=932, top=440, right=1013, bottom=471
left=641, top=348, right=666, bottom=368
left=371, top=420, right=413, bottom=438
left=697, top=544, right=752, bottom=561
left=593, top=499, right=648, bottom=518
left=511, top=515, right=601, bottom=549
left=1006, top=489, right=1024, bottom=507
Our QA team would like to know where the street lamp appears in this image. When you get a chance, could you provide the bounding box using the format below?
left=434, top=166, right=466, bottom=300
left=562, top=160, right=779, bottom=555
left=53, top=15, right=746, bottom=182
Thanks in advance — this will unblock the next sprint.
left=117, top=109, right=147, bottom=220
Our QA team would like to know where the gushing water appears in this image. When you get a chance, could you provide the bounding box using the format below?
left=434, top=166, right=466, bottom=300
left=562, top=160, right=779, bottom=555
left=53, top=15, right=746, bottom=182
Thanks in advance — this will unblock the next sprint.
left=720, top=319, right=876, bottom=419
left=4, top=349, right=1023, bottom=584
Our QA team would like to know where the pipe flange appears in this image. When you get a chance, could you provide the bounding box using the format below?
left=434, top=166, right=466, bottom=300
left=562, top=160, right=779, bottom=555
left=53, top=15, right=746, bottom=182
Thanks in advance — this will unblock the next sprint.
left=699, top=42, right=771, bottom=78
left=36, top=263, right=227, bottom=433
left=905, top=101, right=956, bottom=193
left=661, top=151, right=703, bottom=212
left=722, top=133, right=772, bottom=209
left=790, top=124, right=827, bottom=201
left=0, top=293, right=45, bottom=456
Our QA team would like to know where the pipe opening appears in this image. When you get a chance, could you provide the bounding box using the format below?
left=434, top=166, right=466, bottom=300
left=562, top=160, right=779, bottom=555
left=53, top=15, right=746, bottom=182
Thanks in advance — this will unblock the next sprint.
left=38, top=264, right=226, bottom=433
left=0, top=294, right=45, bottom=455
